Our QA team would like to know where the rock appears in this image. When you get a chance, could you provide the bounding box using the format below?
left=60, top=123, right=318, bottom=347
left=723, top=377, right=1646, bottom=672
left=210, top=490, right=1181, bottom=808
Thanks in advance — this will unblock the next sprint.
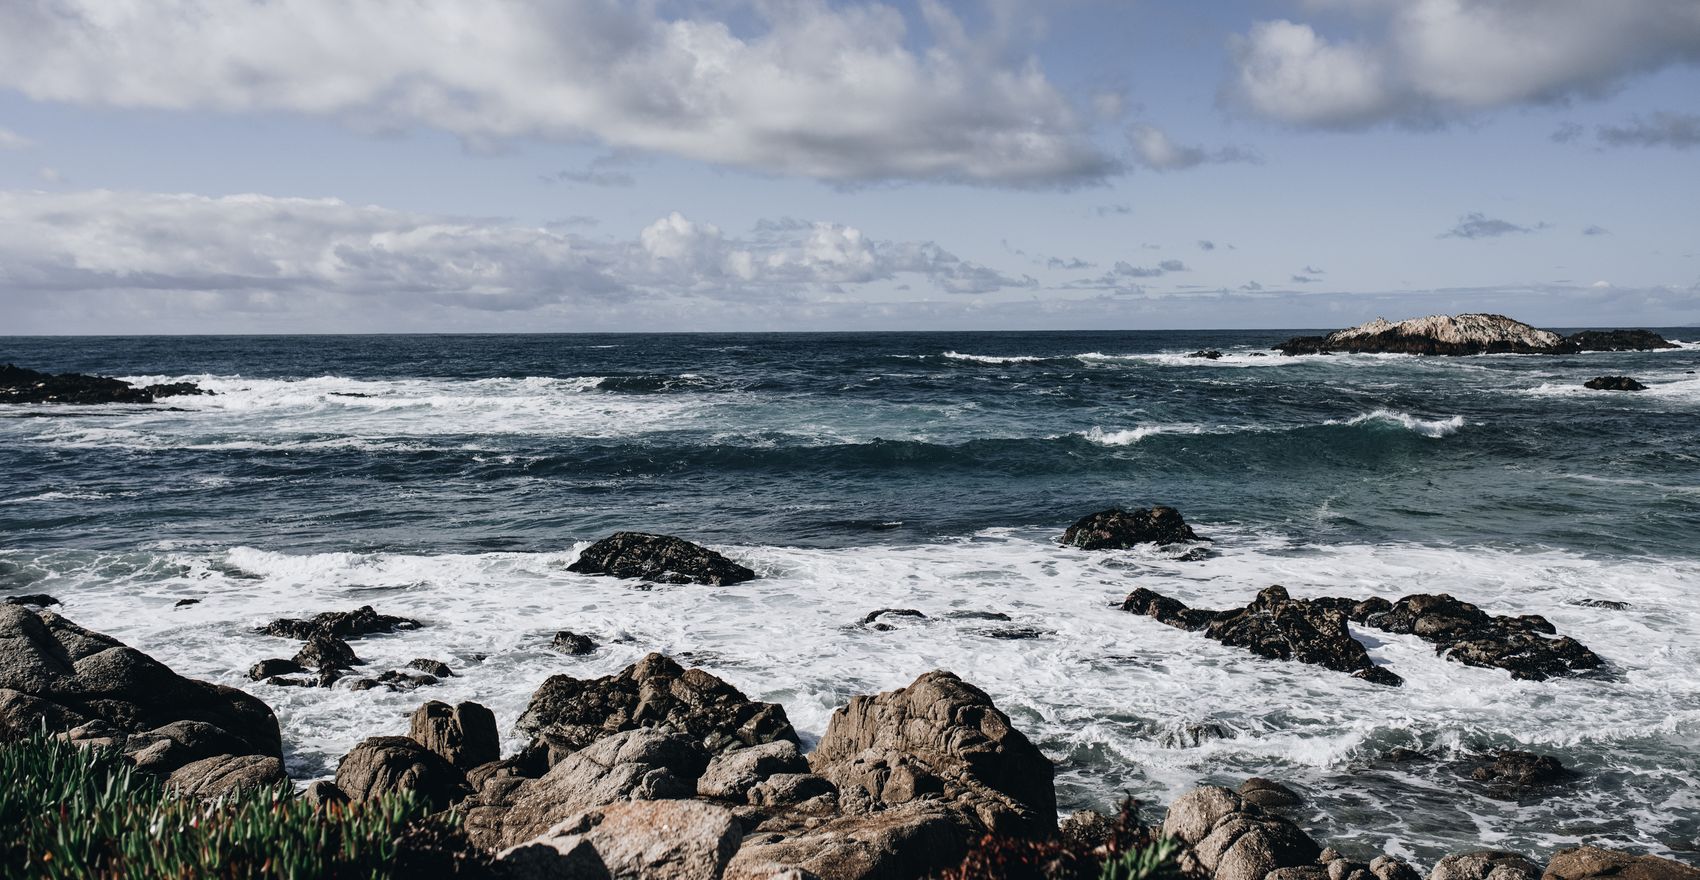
left=0, top=363, right=209, bottom=405
left=943, top=611, right=1012, bottom=622
left=749, top=773, right=838, bottom=810
left=515, top=653, right=797, bottom=765
left=1365, top=594, right=1601, bottom=680
left=979, top=626, right=1045, bottom=640
left=0, top=606, right=282, bottom=767
left=551, top=631, right=599, bottom=655
left=123, top=720, right=258, bottom=774
left=697, top=740, right=810, bottom=801
left=1583, top=375, right=1647, bottom=391
left=1430, top=851, right=1542, bottom=880
left=1544, top=846, right=1700, bottom=880
left=1369, top=855, right=1424, bottom=880
left=566, top=532, right=757, bottom=586
left=1162, top=786, right=1245, bottom=846
left=302, top=779, right=350, bottom=811
left=409, top=700, right=500, bottom=770
left=727, top=802, right=971, bottom=880
left=261, top=605, right=422, bottom=640
left=166, top=753, right=289, bottom=799
left=293, top=633, right=360, bottom=672
left=408, top=658, right=453, bottom=677
left=173, top=598, right=201, bottom=608
left=1190, top=350, right=1224, bottom=359
left=4, top=594, right=60, bottom=607
left=1059, top=809, right=1117, bottom=849
left=1239, top=777, right=1303, bottom=808
left=1170, top=788, right=1322, bottom=880
left=334, top=735, right=472, bottom=812
left=1123, top=586, right=1402, bottom=686
left=809, top=669, right=1056, bottom=837
left=1561, top=330, right=1678, bottom=352
left=1063, top=506, right=1202, bottom=549
left=1275, top=314, right=1563, bottom=356
left=1571, top=599, right=1629, bottom=610
left=1469, top=751, right=1570, bottom=788
left=466, top=727, right=707, bottom=849
left=248, top=658, right=306, bottom=680
left=859, top=608, right=927, bottom=630
left=497, top=799, right=742, bottom=880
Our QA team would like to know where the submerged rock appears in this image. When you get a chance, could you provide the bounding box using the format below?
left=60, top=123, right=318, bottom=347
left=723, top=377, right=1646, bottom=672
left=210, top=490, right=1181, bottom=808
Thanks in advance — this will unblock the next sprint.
left=261, top=605, right=423, bottom=640
left=1190, top=350, right=1224, bottom=360
left=1063, top=506, right=1202, bottom=549
left=550, top=630, right=598, bottom=655
left=1469, top=750, right=1570, bottom=789
left=0, top=363, right=210, bottom=405
left=567, top=532, right=757, bottom=585
left=1583, top=375, right=1647, bottom=391
left=4, top=594, right=60, bottom=607
left=1275, top=314, right=1562, bottom=356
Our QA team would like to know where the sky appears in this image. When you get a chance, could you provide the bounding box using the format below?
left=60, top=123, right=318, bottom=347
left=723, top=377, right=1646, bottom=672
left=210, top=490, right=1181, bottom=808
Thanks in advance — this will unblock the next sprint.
left=1, top=0, right=1697, bottom=333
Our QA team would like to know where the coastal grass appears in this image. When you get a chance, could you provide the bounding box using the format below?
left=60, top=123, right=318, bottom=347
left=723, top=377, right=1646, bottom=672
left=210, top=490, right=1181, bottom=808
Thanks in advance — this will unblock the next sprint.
left=0, top=733, right=477, bottom=880
left=943, top=799, right=1186, bottom=880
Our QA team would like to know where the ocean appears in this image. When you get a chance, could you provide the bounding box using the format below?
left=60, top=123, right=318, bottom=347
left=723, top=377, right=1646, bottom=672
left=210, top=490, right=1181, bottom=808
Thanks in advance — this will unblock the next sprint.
left=3, top=330, right=1699, bottom=863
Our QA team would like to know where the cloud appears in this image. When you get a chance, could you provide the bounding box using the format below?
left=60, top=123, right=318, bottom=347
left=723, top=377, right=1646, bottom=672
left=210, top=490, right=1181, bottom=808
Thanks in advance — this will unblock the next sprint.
left=1596, top=112, right=1700, bottom=149
left=1095, top=204, right=1132, bottom=217
left=0, top=0, right=1115, bottom=187
left=1197, top=240, right=1216, bottom=251
left=0, top=127, right=30, bottom=149
left=1550, top=122, right=1585, bottom=144
left=1045, top=256, right=1094, bottom=270
left=1065, top=258, right=1187, bottom=292
left=1127, top=124, right=1261, bottom=171
left=1291, top=274, right=1318, bottom=283
left=1441, top=212, right=1543, bottom=239
left=1228, top=2, right=1700, bottom=128
left=1302, top=265, right=1325, bottom=274
left=0, top=190, right=1035, bottom=321
left=1583, top=225, right=1610, bottom=236
left=547, top=153, right=640, bottom=187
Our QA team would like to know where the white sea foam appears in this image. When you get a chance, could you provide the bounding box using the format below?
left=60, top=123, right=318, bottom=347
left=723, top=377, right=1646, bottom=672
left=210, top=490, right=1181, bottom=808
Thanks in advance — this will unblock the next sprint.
left=1330, top=410, right=1465, bottom=437
left=15, top=529, right=1699, bottom=860
left=1079, top=425, right=1204, bottom=445
left=940, top=351, right=1047, bottom=364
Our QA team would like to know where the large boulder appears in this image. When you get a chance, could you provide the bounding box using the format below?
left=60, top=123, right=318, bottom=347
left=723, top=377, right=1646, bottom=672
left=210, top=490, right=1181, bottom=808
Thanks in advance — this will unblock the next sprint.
left=1162, top=786, right=1322, bottom=880
left=1544, top=847, right=1700, bottom=880
left=515, top=653, right=796, bottom=766
left=410, top=700, right=500, bottom=770
left=1363, top=594, right=1601, bottom=680
left=335, top=735, right=472, bottom=812
left=167, top=753, right=289, bottom=799
left=496, top=799, right=742, bottom=880
left=1430, top=851, right=1542, bottom=880
left=0, top=363, right=209, bottom=405
left=1122, top=587, right=1402, bottom=686
left=697, top=740, right=811, bottom=802
left=1583, top=376, right=1647, bottom=392
left=1275, top=314, right=1562, bottom=356
left=809, top=669, right=1055, bottom=837
left=728, top=802, right=970, bottom=880
left=566, top=532, right=757, bottom=585
left=0, top=606, right=282, bottom=773
left=1063, top=507, right=1201, bottom=550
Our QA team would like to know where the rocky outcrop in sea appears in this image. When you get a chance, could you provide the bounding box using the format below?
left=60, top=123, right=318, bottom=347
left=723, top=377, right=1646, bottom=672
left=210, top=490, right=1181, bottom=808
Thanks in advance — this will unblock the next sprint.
left=0, top=363, right=209, bottom=404
left=1274, top=315, right=1677, bottom=356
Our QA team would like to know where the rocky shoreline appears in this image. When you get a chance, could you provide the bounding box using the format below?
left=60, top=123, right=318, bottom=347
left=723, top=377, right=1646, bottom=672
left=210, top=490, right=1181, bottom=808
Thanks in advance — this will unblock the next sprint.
left=3, top=514, right=1689, bottom=880
left=1273, top=315, right=1678, bottom=357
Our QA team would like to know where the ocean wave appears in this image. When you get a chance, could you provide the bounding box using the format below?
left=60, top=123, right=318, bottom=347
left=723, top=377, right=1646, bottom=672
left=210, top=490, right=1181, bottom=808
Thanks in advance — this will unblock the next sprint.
left=0, top=489, right=114, bottom=504
left=940, top=351, right=1050, bottom=365
left=1329, top=410, right=1465, bottom=438
left=1078, top=424, right=1204, bottom=446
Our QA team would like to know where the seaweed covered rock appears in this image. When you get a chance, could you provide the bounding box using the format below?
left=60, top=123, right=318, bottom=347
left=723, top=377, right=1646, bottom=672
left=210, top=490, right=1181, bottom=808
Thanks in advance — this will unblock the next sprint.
left=0, top=364, right=209, bottom=405
left=1062, top=507, right=1201, bottom=550
left=0, top=606, right=282, bottom=774
left=515, top=653, right=797, bottom=767
left=567, top=532, right=757, bottom=585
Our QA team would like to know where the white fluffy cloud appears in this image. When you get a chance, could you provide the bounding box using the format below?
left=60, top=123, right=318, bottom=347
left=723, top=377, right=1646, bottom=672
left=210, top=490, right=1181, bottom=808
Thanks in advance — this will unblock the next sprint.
left=1229, top=1, right=1700, bottom=127
left=0, top=0, right=1111, bottom=186
left=0, top=190, right=1031, bottom=318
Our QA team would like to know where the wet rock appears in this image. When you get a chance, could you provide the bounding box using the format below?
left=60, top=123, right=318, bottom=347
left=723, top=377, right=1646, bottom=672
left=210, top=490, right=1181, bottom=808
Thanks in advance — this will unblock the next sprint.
left=697, top=740, right=810, bottom=802
left=1583, top=376, right=1647, bottom=391
left=408, top=658, right=453, bottom=677
left=1430, top=851, right=1542, bottom=880
left=1469, top=751, right=1570, bottom=789
left=1275, top=314, right=1562, bottom=356
left=515, top=653, right=797, bottom=765
left=167, top=753, right=289, bottom=799
left=1063, top=506, right=1202, bottom=549
left=497, top=799, right=742, bottom=880
left=859, top=608, right=927, bottom=630
left=293, top=633, right=360, bottom=672
left=1365, top=594, right=1601, bottom=680
left=1383, top=747, right=1432, bottom=763
left=1122, top=586, right=1402, bottom=686
left=809, top=669, right=1056, bottom=837
left=1571, top=599, right=1629, bottom=610
left=4, top=594, right=60, bottom=607
left=1561, top=330, right=1678, bottom=352
left=0, top=606, right=282, bottom=765
left=173, top=598, right=201, bottom=608
left=302, top=780, right=350, bottom=811
left=943, top=611, right=1012, bottom=622
left=1177, top=547, right=1213, bottom=562
left=1190, top=350, right=1224, bottom=360
left=364, top=670, right=437, bottom=691
left=551, top=630, right=599, bottom=655
left=248, top=658, right=305, bottom=680
left=1238, top=777, right=1303, bottom=809
left=979, top=625, right=1046, bottom=640
left=1544, top=846, right=1700, bottom=880
left=335, top=735, right=472, bottom=812
left=0, top=363, right=210, bottom=405
left=410, top=700, right=500, bottom=770
left=566, top=532, right=756, bottom=586
left=726, top=802, right=971, bottom=880
left=261, top=605, right=422, bottom=640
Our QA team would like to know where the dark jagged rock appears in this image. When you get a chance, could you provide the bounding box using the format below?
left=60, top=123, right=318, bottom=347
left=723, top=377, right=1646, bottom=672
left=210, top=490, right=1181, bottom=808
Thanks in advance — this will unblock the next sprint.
left=4, top=594, right=60, bottom=607
left=408, top=658, right=453, bottom=678
left=336, top=735, right=472, bottom=812
left=0, top=364, right=210, bottom=405
left=293, top=633, right=360, bottom=672
left=261, top=605, right=423, bottom=640
left=1276, top=314, right=1562, bottom=356
left=1189, top=350, right=1224, bottom=360
left=515, top=653, right=797, bottom=766
left=1063, top=506, right=1202, bottom=549
left=0, top=606, right=282, bottom=774
left=302, top=779, right=350, bottom=811
left=1584, top=375, right=1647, bottom=391
left=1238, top=777, right=1303, bottom=809
left=860, top=608, right=927, bottom=630
left=410, top=700, right=500, bottom=770
left=1572, top=598, right=1629, bottom=610
left=173, top=598, right=201, bottom=608
left=567, top=532, right=756, bottom=585
left=550, top=631, right=598, bottom=655
left=1364, top=593, right=1601, bottom=680
left=1122, top=586, right=1402, bottom=686
left=1470, top=750, right=1570, bottom=789
left=247, top=658, right=306, bottom=681
left=1562, top=330, right=1678, bottom=352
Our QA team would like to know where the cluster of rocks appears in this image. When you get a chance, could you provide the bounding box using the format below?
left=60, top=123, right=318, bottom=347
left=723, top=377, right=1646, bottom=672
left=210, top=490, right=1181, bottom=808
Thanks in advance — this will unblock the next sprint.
left=1273, top=315, right=1677, bottom=357
left=1583, top=376, right=1647, bottom=392
left=0, top=363, right=210, bottom=405
left=1062, top=506, right=1204, bottom=550
left=567, top=532, right=757, bottom=586
left=1123, top=587, right=1602, bottom=683
left=248, top=604, right=450, bottom=691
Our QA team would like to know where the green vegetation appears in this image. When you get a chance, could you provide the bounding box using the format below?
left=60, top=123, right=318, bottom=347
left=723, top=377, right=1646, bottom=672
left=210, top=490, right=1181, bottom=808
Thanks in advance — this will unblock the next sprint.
left=1098, top=835, right=1183, bottom=880
left=0, top=733, right=482, bottom=879
left=943, top=799, right=1186, bottom=880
